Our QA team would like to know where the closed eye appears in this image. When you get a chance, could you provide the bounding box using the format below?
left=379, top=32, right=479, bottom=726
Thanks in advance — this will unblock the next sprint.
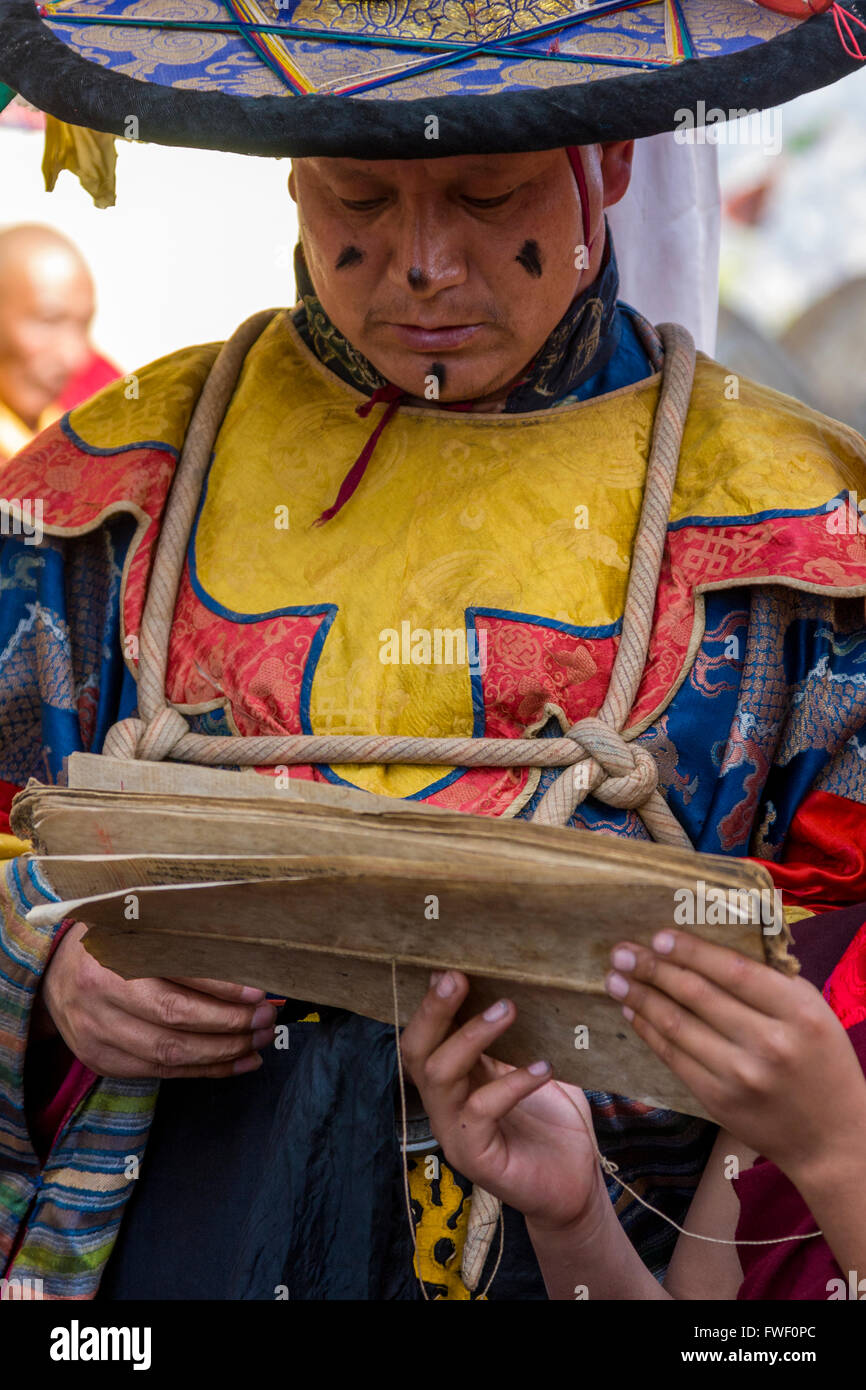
left=462, top=192, right=514, bottom=208
left=339, top=197, right=387, bottom=211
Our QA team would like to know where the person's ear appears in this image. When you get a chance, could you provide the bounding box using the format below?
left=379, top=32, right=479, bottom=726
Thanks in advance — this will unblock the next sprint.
left=288, top=163, right=297, bottom=203
left=599, top=141, right=634, bottom=209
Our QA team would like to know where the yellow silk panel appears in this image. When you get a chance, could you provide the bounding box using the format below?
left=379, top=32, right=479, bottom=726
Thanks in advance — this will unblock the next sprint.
left=193, top=315, right=656, bottom=794
left=62, top=311, right=866, bottom=801
left=672, top=369, right=866, bottom=526
left=67, top=343, right=221, bottom=453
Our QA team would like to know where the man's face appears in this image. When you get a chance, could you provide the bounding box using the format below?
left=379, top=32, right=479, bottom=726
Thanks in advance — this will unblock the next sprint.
left=289, top=145, right=632, bottom=403
left=0, top=243, right=95, bottom=428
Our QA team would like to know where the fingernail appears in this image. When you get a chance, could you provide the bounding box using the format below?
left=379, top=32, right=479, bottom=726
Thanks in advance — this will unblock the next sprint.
left=611, top=947, right=636, bottom=972
left=252, top=1027, right=276, bottom=1050
left=528, top=1060, right=551, bottom=1076
left=622, top=1005, right=635, bottom=1022
left=483, top=999, right=509, bottom=1022
left=653, top=931, right=676, bottom=954
left=436, top=972, right=456, bottom=998
left=251, top=1003, right=277, bottom=1029
left=605, top=971, right=629, bottom=999
left=233, top=1053, right=263, bottom=1075
left=429, top=971, right=442, bottom=988
left=240, top=985, right=266, bottom=1003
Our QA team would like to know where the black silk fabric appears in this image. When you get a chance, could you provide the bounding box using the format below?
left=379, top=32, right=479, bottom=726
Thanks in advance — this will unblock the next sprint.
left=98, top=1007, right=546, bottom=1300
left=1, top=0, right=862, bottom=158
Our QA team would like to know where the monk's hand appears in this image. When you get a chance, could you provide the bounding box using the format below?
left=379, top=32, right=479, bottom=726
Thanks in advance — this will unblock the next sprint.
left=607, top=930, right=866, bottom=1182
left=39, top=921, right=276, bottom=1079
left=401, top=970, right=605, bottom=1233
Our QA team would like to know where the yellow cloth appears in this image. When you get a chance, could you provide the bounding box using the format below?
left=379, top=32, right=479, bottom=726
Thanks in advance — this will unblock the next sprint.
left=66, top=312, right=866, bottom=800
left=0, top=398, right=60, bottom=465
left=783, top=904, right=815, bottom=926
left=42, top=115, right=117, bottom=209
left=408, top=1156, right=475, bottom=1300
left=195, top=318, right=654, bottom=794
left=0, top=834, right=30, bottom=860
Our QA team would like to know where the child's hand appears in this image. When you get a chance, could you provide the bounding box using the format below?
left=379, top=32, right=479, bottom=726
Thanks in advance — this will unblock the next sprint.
left=401, top=970, right=605, bottom=1233
left=606, top=930, right=866, bottom=1183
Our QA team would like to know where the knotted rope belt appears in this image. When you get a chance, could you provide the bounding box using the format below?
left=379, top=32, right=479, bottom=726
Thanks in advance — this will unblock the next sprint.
left=103, top=309, right=697, bottom=849
left=101, top=309, right=698, bottom=1293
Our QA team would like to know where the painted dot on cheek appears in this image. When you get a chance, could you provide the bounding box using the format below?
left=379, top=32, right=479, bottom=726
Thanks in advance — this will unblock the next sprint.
left=335, top=245, right=364, bottom=270
left=515, top=238, right=543, bottom=278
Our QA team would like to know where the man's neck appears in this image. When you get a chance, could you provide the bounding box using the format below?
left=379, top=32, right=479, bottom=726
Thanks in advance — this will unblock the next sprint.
left=402, top=383, right=511, bottom=414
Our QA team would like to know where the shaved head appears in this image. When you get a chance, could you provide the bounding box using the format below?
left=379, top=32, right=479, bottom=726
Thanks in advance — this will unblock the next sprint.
left=0, top=222, right=89, bottom=276
left=0, top=223, right=95, bottom=430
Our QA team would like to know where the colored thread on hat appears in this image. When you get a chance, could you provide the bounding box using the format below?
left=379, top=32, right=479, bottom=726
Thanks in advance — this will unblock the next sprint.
left=832, top=2, right=866, bottom=57
left=35, top=4, right=670, bottom=99
left=34, top=0, right=861, bottom=106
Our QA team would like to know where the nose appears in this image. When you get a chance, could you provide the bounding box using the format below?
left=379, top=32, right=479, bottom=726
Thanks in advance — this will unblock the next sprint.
left=385, top=196, right=467, bottom=297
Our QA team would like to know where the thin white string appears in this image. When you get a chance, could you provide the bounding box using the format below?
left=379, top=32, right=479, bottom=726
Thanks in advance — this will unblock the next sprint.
left=392, top=960, right=429, bottom=1301
left=479, top=1198, right=505, bottom=1299
left=390, top=961, right=823, bottom=1262
left=550, top=1080, right=823, bottom=1248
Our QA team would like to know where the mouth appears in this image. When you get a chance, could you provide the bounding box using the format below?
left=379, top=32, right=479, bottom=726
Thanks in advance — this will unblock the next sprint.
left=385, top=322, right=484, bottom=351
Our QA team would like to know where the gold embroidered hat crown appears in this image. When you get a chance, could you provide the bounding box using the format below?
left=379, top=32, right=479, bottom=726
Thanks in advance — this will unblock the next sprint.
left=0, top=0, right=864, bottom=157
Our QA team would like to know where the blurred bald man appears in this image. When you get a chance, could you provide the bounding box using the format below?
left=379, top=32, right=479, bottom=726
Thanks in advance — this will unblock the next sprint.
left=0, top=224, right=118, bottom=463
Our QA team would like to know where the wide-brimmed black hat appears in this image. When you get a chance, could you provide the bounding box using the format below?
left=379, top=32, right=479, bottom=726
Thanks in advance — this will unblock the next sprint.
left=0, top=0, right=863, bottom=159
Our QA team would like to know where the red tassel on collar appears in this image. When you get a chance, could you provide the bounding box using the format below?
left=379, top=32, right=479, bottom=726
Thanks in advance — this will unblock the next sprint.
left=313, top=383, right=405, bottom=525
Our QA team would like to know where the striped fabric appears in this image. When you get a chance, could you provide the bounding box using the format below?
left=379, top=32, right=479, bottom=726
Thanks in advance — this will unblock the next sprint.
left=0, top=858, right=157, bottom=1298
